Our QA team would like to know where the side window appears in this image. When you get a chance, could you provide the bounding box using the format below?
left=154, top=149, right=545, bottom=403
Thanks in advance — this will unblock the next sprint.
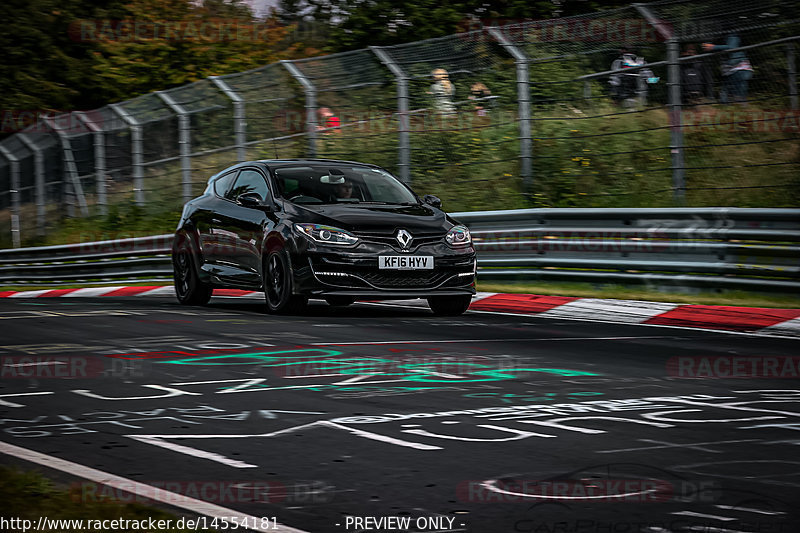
left=214, top=171, right=238, bottom=198
left=227, top=169, right=270, bottom=202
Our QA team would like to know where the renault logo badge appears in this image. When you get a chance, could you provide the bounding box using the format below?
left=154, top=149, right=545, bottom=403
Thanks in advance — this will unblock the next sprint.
left=396, top=229, right=412, bottom=250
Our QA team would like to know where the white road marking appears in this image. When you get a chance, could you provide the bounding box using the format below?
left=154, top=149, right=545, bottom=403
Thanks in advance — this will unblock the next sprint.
left=596, top=439, right=760, bottom=454
left=0, top=391, right=55, bottom=408
left=0, top=440, right=309, bottom=533
left=715, top=504, right=785, bottom=516
left=127, top=435, right=258, bottom=468
left=672, top=510, right=737, bottom=521
left=309, top=336, right=671, bottom=346
left=479, top=478, right=657, bottom=500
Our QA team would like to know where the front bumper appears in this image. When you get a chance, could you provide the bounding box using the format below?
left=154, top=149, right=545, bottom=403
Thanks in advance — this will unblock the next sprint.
left=291, top=238, right=476, bottom=299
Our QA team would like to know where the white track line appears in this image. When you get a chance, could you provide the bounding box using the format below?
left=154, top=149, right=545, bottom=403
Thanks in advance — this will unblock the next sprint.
left=0, top=441, right=309, bottom=533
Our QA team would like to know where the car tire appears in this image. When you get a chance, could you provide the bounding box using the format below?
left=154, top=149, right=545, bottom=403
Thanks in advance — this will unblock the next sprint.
left=325, top=296, right=356, bottom=307
left=427, top=295, right=472, bottom=316
left=172, top=235, right=212, bottom=306
left=264, top=250, right=307, bottom=314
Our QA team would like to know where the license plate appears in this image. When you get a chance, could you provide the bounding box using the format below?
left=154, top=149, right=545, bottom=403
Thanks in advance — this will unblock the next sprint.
left=378, top=255, right=434, bottom=270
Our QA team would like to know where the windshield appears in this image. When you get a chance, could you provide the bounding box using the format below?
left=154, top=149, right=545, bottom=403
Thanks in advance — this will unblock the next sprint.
left=273, top=165, right=418, bottom=205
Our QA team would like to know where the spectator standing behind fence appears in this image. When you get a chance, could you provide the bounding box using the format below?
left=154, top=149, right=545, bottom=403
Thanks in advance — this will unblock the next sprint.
left=317, top=107, right=341, bottom=133
left=469, top=82, right=492, bottom=117
left=609, top=47, right=659, bottom=108
left=681, top=44, right=715, bottom=104
left=428, top=68, right=456, bottom=115
left=703, top=34, right=753, bottom=104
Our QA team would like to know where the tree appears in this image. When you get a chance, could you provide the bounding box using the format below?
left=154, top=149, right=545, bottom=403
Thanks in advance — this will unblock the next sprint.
left=90, top=0, right=292, bottom=102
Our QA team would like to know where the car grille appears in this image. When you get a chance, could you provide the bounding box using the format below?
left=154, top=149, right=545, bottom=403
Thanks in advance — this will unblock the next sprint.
left=311, top=260, right=472, bottom=290
left=357, top=270, right=452, bottom=288
left=353, top=231, right=445, bottom=251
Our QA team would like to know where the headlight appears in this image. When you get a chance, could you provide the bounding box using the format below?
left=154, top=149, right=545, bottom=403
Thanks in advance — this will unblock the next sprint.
left=294, top=223, right=358, bottom=246
left=445, top=225, right=471, bottom=247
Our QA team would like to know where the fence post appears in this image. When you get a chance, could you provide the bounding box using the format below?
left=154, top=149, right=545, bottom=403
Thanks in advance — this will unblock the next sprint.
left=370, top=46, right=411, bottom=185
left=788, top=43, right=798, bottom=111
left=77, top=112, right=107, bottom=215
left=635, top=4, right=685, bottom=205
left=17, top=133, right=46, bottom=236
left=210, top=76, right=247, bottom=162
left=110, top=104, right=145, bottom=206
left=0, top=145, right=21, bottom=248
left=45, top=116, right=90, bottom=217
left=666, top=39, right=686, bottom=203
left=488, top=27, right=532, bottom=192
left=157, top=91, right=193, bottom=203
left=281, top=60, right=317, bottom=158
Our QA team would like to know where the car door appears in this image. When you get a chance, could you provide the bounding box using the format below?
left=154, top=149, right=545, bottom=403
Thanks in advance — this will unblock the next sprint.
left=224, top=167, right=276, bottom=286
left=198, top=169, right=239, bottom=267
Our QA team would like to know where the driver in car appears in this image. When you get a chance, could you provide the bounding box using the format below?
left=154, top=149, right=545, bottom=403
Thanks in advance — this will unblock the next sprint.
left=335, top=180, right=354, bottom=199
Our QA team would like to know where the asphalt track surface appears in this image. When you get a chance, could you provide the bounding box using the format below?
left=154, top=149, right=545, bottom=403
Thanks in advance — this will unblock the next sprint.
left=1, top=295, right=799, bottom=533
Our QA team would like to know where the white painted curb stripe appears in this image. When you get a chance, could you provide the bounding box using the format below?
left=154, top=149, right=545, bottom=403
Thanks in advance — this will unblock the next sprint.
left=138, top=286, right=176, bottom=297
left=761, top=316, right=800, bottom=337
left=536, top=298, right=680, bottom=324
left=8, top=289, right=53, bottom=298
left=0, top=440, right=309, bottom=533
left=63, top=286, right=126, bottom=297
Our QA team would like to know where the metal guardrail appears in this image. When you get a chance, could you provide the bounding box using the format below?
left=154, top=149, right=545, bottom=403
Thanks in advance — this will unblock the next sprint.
left=0, top=209, right=798, bottom=292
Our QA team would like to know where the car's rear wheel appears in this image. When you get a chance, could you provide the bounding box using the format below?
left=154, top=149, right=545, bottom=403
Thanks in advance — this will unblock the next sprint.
left=172, top=237, right=212, bottom=306
left=427, top=294, right=472, bottom=316
left=264, top=250, right=307, bottom=314
left=325, top=296, right=356, bottom=307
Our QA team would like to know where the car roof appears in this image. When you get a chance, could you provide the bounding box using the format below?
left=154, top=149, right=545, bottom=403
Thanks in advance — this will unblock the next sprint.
left=206, top=159, right=383, bottom=184
left=256, top=159, right=382, bottom=169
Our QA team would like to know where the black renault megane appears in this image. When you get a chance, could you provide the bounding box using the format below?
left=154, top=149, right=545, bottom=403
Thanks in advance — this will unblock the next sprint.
left=172, top=159, right=476, bottom=315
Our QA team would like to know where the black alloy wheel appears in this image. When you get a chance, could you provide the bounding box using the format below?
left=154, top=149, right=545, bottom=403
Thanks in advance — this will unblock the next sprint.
left=172, top=237, right=212, bottom=305
left=264, top=250, right=307, bottom=314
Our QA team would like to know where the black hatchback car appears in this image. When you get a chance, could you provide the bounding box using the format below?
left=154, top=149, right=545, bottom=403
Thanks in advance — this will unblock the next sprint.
left=172, top=159, right=476, bottom=315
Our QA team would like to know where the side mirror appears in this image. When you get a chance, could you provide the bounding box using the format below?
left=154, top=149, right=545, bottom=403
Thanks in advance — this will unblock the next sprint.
left=237, top=192, right=267, bottom=209
left=423, top=194, right=442, bottom=209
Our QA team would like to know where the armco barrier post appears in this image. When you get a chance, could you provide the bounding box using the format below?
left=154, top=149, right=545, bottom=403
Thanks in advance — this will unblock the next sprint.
left=281, top=60, right=317, bottom=158
left=210, top=76, right=247, bottom=162
left=370, top=46, right=411, bottom=185
left=488, top=27, right=532, bottom=192
left=16, top=133, right=46, bottom=236
left=156, top=91, right=192, bottom=203
left=0, top=144, right=21, bottom=248
left=109, top=103, right=145, bottom=206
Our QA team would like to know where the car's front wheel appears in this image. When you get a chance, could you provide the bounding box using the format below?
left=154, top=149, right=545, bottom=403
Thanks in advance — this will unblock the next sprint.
left=172, top=236, right=212, bottom=306
left=427, top=294, right=472, bottom=316
left=264, top=250, right=307, bottom=314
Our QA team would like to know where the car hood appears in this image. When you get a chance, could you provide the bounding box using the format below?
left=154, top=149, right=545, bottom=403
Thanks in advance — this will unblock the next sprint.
left=289, top=202, right=450, bottom=233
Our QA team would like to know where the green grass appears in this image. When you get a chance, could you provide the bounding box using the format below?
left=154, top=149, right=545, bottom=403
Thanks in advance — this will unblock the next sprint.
left=477, top=280, right=800, bottom=309
left=0, top=466, right=208, bottom=532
